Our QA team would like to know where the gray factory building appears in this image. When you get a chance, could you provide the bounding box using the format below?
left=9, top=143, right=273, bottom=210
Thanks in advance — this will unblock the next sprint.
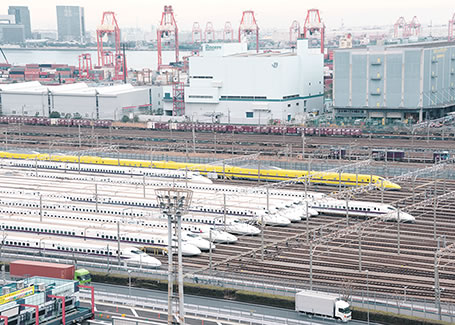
left=333, top=42, right=455, bottom=124
left=8, top=6, right=31, bottom=38
left=56, top=5, right=85, bottom=43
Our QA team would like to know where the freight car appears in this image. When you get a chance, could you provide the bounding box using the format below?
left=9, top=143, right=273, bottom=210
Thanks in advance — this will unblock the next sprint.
left=0, top=116, right=362, bottom=137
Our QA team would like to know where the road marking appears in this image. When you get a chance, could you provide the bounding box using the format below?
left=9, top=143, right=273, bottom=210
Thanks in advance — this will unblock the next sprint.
left=131, top=307, right=138, bottom=317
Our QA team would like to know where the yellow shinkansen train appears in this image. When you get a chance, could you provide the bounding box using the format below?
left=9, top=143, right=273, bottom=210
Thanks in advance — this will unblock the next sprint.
left=0, top=151, right=401, bottom=190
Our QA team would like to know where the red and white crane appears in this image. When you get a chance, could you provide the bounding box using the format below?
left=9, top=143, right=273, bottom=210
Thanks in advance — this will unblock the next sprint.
left=96, top=11, right=126, bottom=81
left=192, top=22, right=202, bottom=43
left=157, top=5, right=179, bottom=70
left=449, top=13, right=455, bottom=41
left=78, top=53, right=93, bottom=80
left=239, top=10, right=259, bottom=52
left=289, top=20, right=301, bottom=46
left=303, top=9, right=325, bottom=54
left=205, top=22, right=215, bottom=42
left=223, top=21, right=234, bottom=41
left=406, top=16, right=421, bottom=37
left=393, top=16, right=407, bottom=38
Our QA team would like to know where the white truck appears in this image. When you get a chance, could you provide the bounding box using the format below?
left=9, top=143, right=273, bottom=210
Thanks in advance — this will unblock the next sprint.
left=295, top=290, right=352, bottom=322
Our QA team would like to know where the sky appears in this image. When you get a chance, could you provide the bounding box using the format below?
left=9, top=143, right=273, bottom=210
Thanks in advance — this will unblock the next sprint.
left=2, top=0, right=454, bottom=32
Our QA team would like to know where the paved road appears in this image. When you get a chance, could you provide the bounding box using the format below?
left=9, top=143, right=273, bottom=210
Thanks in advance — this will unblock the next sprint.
left=90, top=282, right=372, bottom=324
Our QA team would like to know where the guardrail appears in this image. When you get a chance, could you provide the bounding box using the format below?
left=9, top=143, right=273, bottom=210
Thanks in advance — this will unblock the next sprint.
left=2, top=243, right=454, bottom=323
left=80, top=291, right=314, bottom=325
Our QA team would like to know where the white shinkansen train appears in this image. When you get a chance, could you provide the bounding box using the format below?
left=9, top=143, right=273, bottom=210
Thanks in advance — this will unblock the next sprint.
left=308, top=198, right=415, bottom=222
left=0, top=200, right=241, bottom=243
left=0, top=218, right=202, bottom=256
left=0, top=159, right=212, bottom=184
left=0, top=233, right=162, bottom=268
left=0, top=192, right=257, bottom=238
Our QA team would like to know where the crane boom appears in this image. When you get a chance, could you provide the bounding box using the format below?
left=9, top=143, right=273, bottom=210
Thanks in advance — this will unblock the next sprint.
left=0, top=47, right=8, bottom=64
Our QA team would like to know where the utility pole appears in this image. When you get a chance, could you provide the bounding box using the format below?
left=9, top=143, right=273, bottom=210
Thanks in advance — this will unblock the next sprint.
left=95, top=184, right=98, bottom=213
left=143, top=175, right=146, bottom=198
left=223, top=194, right=227, bottom=232
left=434, top=252, right=441, bottom=320
left=358, top=231, right=362, bottom=272
left=39, top=195, right=43, bottom=222
left=156, top=188, right=192, bottom=325
left=117, top=221, right=121, bottom=265
left=302, top=132, right=305, bottom=159
left=433, top=196, right=438, bottom=240
left=309, top=242, right=313, bottom=290
left=397, top=209, right=401, bottom=255
left=345, top=196, right=349, bottom=226
left=192, top=124, right=196, bottom=153
left=209, top=229, right=212, bottom=274
left=261, top=188, right=269, bottom=262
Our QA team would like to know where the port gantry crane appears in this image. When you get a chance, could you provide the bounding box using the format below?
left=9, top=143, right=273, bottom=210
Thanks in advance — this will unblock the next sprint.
left=96, top=11, right=127, bottom=81
left=157, top=5, right=179, bottom=70
left=239, top=10, right=259, bottom=52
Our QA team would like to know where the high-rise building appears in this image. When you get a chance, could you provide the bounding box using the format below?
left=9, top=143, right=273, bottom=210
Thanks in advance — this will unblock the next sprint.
left=0, top=14, right=25, bottom=43
left=56, top=5, right=85, bottom=43
left=8, top=6, right=31, bottom=38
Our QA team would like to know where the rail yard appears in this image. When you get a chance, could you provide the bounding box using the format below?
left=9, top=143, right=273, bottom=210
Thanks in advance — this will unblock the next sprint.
left=2, top=124, right=455, bottom=163
left=0, top=124, right=454, bottom=322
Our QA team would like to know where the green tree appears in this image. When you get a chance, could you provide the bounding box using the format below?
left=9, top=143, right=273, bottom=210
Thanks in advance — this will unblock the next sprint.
left=121, top=115, right=130, bottom=123
left=49, top=111, right=61, bottom=118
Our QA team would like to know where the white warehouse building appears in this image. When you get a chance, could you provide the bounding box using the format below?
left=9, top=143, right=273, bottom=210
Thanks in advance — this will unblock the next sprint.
left=0, top=82, right=160, bottom=120
left=179, top=39, right=324, bottom=124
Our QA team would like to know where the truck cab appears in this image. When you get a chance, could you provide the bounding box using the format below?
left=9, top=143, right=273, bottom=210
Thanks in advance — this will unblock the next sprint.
left=74, top=269, right=91, bottom=284
left=335, top=300, right=352, bottom=322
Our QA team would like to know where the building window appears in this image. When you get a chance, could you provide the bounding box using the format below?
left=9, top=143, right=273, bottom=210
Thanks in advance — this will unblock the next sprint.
left=246, top=112, right=254, bottom=118
left=288, top=114, right=291, bottom=121
left=304, top=100, right=307, bottom=107
left=296, top=103, right=299, bottom=106
left=188, top=95, right=213, bottom=99
left=287, top=104, right=291, bottom=107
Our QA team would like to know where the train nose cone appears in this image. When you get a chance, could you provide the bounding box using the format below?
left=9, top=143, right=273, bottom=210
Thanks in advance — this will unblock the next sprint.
left=144, top=255, right=162, bottom=268
left=181, top=243, right=202, bottom=256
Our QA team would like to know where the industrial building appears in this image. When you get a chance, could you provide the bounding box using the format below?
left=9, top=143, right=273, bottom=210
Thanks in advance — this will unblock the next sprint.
left=333, top=41, right=455, bottom=124
left=0, top=82, right=157, bottom=120
left=0, top=276, right=92, bottom=324
left=8, top=6, right=31, bottom=39
left=0, top=15, right=25, bottom=44
left=56, top=5, right=85, bottom=43
left=172, top=39, right=323, bottom=124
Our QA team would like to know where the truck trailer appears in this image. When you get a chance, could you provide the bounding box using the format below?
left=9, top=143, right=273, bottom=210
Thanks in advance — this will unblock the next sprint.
left=10, top=260, right=91, bottom=284
left=295, top=290, right=351, bottom=322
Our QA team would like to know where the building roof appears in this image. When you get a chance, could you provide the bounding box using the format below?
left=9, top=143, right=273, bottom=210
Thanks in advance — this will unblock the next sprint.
left=390, top=41, right=455, bottom=49
left=335, top=41, right=455, bottom=53
left=228, top=51, right=297, bottom=58
left=0, top=81, right=147, bottom=97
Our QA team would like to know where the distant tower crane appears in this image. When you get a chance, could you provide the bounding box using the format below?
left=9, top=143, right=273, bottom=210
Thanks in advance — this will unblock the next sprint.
left=449, top=13, right=455, bottom=41
left=394, top=16, right=407, bottom=38
left=303, top=9, right=325, bottom=54
left=239, top=10, right=259, bottom=52
left=78, top=53, right=93, bottom=79
left=406, top=16, right=421, bottom=37
left=205, top=22, right=215, bottom=42
left=96, top=11, right=126, bottom=81
left=192, top=22, right=202, bottom=43
left=223, top=21, right=234, bottom=41
left=289, top=20, right=301, bottom=46
left=157, top=5, right=179, bottom=70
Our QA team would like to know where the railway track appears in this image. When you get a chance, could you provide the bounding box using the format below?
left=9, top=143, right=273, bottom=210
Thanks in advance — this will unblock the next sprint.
left=0, top=162, right=454, bottom=304
left=2, top=125, right=455, bottom=162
